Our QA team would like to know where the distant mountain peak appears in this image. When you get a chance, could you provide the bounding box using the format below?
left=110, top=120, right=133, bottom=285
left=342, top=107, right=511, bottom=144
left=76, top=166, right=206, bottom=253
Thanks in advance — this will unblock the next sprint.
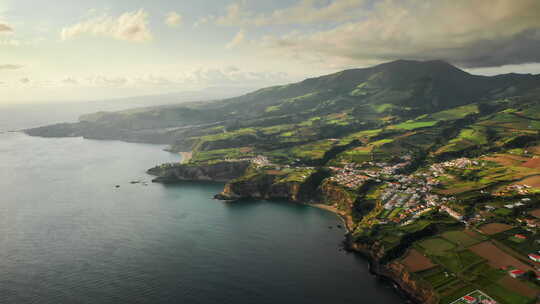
left=374, top=59, right=466, bottom=73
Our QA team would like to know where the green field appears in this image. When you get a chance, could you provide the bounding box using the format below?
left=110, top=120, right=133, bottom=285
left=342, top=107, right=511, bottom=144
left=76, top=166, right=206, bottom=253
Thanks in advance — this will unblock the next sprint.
left=441, top=231, right=483, bottom=247
left=289, top=140, right=336, bottom=161
left=430, top=104, right=479, bottom=121
left=419, top=238, right=456, bottom=255
left=434, top=250, right=484, bottom=273
left=389, top=120, right=438, bottom=131
left=192, top=147, right=255, bottom=163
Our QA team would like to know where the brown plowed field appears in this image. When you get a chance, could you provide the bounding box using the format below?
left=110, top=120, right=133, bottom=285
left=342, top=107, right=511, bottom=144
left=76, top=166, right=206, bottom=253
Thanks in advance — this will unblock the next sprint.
left=516, top=175, right=540, bottom=188
left=479, top=223, right=513, bottom=235
left=401, top=249, right=436, bottom=272
left=530, top=209, right=540, bottom=219
left=522, top=157, right=540, bottom=169
left=482, top=154, right=529, bottom=167
left=469, top=242, right=533, bottom=272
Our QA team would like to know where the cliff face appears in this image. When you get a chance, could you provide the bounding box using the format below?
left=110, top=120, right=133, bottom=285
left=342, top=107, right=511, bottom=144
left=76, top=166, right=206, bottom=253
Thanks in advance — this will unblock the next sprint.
left=147, top=161, right=250, bottom=183
left=345, top=239, right=437, bottom=304
left=219, top=174, right=304, bottom=201
left=387, top=262, right=439, bottom=304
left=320, top=181, right=357, bottom=211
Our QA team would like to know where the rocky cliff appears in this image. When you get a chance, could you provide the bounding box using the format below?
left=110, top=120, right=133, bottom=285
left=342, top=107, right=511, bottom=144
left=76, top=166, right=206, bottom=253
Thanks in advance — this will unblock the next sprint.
left=216, top=168, right=331, bottom=202
left=218, top=175, right=303, bottom=201
left=346, top=239, right=438, bottom=304
left=147, top=161, right=250, bottom=183
left=387, top=261, right=439, bottom=304
left=319, top=180, right=358, bottom=212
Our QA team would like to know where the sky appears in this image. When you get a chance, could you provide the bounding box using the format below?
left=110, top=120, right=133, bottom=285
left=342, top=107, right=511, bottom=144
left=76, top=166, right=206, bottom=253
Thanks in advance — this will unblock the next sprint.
left=1, top=0, right=540, bottom=104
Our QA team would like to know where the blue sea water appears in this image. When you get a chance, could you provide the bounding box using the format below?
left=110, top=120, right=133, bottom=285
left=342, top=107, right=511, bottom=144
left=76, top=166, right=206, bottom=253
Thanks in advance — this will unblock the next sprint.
left=0, top=102, right=405, bottom=303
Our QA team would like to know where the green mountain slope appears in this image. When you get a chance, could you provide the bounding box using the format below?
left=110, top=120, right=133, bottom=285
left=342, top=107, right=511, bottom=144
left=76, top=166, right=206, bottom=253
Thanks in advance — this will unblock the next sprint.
left=26, top=59, right=540, bottom=158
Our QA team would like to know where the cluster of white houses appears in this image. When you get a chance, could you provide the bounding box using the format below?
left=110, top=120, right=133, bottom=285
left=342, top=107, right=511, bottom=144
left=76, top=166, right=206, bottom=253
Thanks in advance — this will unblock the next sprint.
left=328, top=166, right=371, bottom=188
left=250, top=155, right=271, bottom=167
left=328, top=158, right=467, bottom=225
left=498, top=184, right=533, bottom=195
left=430, top=157, right=479, bottom=177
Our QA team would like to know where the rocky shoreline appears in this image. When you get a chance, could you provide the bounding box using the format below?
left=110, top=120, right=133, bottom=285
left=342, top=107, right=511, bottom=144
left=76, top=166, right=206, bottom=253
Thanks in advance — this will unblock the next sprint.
left=147, top=161, right=435, bottom=304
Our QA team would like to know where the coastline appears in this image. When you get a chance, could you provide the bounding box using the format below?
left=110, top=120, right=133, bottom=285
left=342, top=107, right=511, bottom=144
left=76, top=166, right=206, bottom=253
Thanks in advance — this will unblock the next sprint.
left=306, top=202, right=418, bottom=304
left=308, top=203, right=354, bottom=232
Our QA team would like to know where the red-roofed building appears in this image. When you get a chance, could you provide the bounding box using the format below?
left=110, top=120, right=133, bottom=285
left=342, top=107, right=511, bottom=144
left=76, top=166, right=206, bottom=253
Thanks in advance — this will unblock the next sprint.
left=462, top=295, right=477, bottom=304
left=529, top=253, right=540, bottom=262
left=514, top=234, right=527, bottom=240
left=509, top=269, right=526, bottom=278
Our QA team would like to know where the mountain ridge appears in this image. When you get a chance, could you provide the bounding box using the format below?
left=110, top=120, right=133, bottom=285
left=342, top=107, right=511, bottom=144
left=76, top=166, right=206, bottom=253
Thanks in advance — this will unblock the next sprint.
left=25, top=59, right=540, bottom=151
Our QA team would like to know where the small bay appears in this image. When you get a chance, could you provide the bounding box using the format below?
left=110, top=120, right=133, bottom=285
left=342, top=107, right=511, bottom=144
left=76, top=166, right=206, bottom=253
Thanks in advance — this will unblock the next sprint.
left=0, top=103, right=405, bottom=304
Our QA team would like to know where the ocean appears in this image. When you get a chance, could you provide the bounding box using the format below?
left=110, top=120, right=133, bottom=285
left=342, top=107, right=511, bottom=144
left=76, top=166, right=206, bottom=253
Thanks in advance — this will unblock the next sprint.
left=0, top=101, right=405, bottom=303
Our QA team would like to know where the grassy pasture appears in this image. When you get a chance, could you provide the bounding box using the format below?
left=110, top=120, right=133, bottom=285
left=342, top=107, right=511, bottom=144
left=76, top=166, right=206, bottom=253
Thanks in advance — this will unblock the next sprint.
left=389, top=120, right=438, bottom=131
left=419, top=238, right=456, bottom=255
left=430, top=104, right=479, bottom=121
left=441, top=231, right=483, bottom=247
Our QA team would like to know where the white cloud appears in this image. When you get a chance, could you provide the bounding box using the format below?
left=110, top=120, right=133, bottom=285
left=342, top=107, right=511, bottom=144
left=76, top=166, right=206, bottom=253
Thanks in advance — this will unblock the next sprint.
left=0, top=23, right=12, bottom=33
left=211, top=0, right=365, bottom=27
left=248, top=0, right=540, bottom=68
left=61, top=9, right=152, bottom=42
left=226, top=29, right=246, bottom=49
left=0, top=64, right=22, bottom=70
left=165, top=11, right=183, bottom=28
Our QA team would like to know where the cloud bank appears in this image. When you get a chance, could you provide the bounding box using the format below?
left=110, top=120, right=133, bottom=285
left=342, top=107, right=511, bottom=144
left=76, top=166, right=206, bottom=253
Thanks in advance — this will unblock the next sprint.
left=61, top=9, right=152, bottom=42
left=217, top=0, right=540, bottom=68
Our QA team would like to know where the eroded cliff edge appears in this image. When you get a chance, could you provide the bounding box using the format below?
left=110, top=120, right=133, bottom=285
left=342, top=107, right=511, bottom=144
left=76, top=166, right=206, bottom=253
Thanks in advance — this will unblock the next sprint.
left=147, top=160, right=251, bottom=183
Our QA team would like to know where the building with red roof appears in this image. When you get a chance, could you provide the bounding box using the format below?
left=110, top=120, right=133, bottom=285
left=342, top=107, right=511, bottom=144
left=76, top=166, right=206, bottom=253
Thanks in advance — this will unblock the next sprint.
left=509, top=269, right=526, bottom=278
left=462, top=295, right=477, bottom=304
left=529, top=253, right=540, bottom=262
left=514, top=234, right=527, bottom=240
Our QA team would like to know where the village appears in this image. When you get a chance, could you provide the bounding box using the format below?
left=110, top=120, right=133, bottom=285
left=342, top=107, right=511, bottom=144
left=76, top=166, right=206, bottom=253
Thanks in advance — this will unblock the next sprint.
left=325, top=156, right=463, bottom=226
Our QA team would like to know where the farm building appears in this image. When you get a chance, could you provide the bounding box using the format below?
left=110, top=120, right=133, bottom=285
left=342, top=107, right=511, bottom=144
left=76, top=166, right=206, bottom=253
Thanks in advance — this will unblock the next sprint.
left=509, top=269, right=526, bottom=278
left=462, top=295, right=477, bottom=304
left=528, top=253, right=540, bottom=262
